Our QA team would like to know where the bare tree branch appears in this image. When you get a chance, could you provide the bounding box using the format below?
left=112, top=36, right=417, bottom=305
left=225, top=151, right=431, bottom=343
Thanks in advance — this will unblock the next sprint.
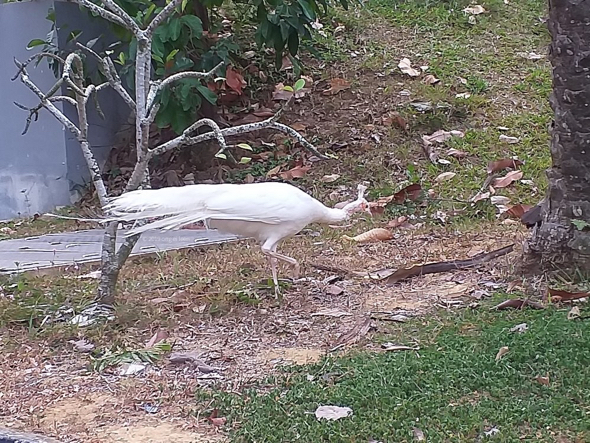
left=99, top=0, right=142, bottom=35
left=65, top=0, right=129, bottom=29
left=15, top=63, right=81, bottom=137
left=11, top=52, right=65, bottom=81
left=268, top=121, right=325, bottom=158
left=145, top=0, right=183, bottom=38
left=145, top=61, right=224, bottom=117
left=63, top=53, right=87, bottom=97
left=48, top=96, right=78, bottom=107
left=76, top=42, right=137, bottom=112
left=150, top=114, right=327, bottom=159
left=14, top=58, right=109, bottom=206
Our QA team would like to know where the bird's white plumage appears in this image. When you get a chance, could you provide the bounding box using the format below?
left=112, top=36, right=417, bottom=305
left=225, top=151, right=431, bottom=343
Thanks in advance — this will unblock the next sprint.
left=105, top=181, right=369, bottom=296
left=106, top=182, right=336, bottom=239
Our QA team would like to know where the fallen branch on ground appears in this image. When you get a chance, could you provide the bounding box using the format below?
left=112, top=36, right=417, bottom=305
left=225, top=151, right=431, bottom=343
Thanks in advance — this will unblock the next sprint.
left=373, top=244, right=515, bottom=285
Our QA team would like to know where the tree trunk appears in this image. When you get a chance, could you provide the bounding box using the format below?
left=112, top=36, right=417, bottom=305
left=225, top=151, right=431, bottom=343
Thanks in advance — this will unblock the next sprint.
left=524, top=0, right=590, bottom=273
left=96, top=221, right=139, bottom=305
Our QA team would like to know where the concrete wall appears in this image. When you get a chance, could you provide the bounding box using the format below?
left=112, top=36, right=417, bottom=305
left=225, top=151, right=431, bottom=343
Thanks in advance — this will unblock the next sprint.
left=0, top=0, right=128, bottom=220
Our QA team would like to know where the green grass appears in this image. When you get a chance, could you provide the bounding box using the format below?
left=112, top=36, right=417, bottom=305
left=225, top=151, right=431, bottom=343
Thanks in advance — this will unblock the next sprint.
left=285, top=0, right=553, bottom=223
left=213, top=301, right=590, bottom=442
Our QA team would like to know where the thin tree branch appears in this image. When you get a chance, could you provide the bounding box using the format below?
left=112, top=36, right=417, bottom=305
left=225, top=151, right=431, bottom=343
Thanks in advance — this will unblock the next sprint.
left=65, top=0, right=129, bottom=29
left=145, top=0, right=184, bottom=38
left=11, top=52, right=65, bottom=81
left=267, top=121, right=325, bottom=158
left=76, top=42, right=137, bottom=112
left=15, top=64, right=81, bottom=137
left=145, top=61, right=224, bottom=117
left=63, top=53, right=87, bottom=97
left=99, top=0, right=142, bottom=35
left=48, top=96, right=78, bottom=107
left=150, top=115, right=327, bottom=159
left=185, top=118, right=228, bottom=156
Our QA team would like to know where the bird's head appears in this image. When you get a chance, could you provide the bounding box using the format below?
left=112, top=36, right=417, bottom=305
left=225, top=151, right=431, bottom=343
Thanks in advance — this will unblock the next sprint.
left=342, top=184, right=371, bottom=216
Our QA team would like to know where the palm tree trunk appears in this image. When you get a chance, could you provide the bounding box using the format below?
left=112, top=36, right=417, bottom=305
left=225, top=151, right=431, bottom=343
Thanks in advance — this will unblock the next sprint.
left=525, top=0, right=590, bottom=272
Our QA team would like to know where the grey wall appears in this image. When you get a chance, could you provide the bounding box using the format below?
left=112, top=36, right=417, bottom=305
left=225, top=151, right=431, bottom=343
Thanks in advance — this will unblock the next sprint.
left=0, top=0, right=70, bottom=220
left=0, top=0, right=129, bottom=220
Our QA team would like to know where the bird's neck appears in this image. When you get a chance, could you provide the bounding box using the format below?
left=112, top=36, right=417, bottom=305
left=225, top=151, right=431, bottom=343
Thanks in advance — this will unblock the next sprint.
left=319, top=207, right=349, bottom=224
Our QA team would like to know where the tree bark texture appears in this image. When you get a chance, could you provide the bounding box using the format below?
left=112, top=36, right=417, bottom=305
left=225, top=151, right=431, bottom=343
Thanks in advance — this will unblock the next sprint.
left=525, top=0, right=590, bottom=272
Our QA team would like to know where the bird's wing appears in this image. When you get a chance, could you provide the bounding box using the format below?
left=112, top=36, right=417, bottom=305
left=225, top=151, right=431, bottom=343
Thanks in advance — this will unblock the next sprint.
left=106, top=183, right=320, bottom=236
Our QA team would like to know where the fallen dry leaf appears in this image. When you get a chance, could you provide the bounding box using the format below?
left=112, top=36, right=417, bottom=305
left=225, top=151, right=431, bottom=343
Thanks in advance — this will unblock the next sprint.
left=510, top=323, right=528, bottom=333
left=331, top=316, right=372, bottom=350
left=394, top=183, right=422, bottom=203
left=422, top=74, right=440, bottom=85
left=435, top=172, right=456, bottom=183
left=499, top=134, right=520, bottom=144
left=323, top=78, right=351, bottom=95
left=119, top=362, right=146, bottom=376
left=463, top=5, right=485, bottom=14
left=422, top=129, right=465, bottom=145
left=568, top=306, right=581, bottom=320
left=447, top=148, right=468, bottom=159
left=321, top=174, right=341, bottom=183
left=208, top=409, right=227, bottom=426
left=386, top=216, right=409, bottom=229
left=535, top=375, right=550, bottom=385
left=504, top=204, right=533, bottom=219
left=291, top=122, right=307, bottom=132
left=490, top=195, right=511, bottom=206
left=314, top=405, right=353, bottom=421
left=69, top=338, right=95, bottom=352
left=272, top=82, right=293, bottom=101
left=382, top=343, right=419, bottom=352
left=382, top=112, right=409, bottom=130
left=471, top=191, right=490, bottom=203
left=487, top=158, right=524, bottom=174
left=492, top=298, right=545, bottom=310
left=278, top=164, right=310, bottom=180
left=495, top=346, right=509, bottom=361
left=368, top=184, right=422, bottom=214
left=398, top=57, right=421, bottom=77
left=145, top=329, right=168, bottom=348
left=492, top=170, right=523, bottom=188
left=343, top=228, right=393, bottom=243
left=265, top=164, right=282, bottom=178
left=518, top=51, right=545, bottom=60
left=413, top=427, right=426, bottom=441
left=455, top=92, right=471, bottom=99
left=311, top=308, right=352, bottom=318
left=325, top=284, right=344, bottom=296
left=225, top=66, right=246, bottom=94
left=548, top=288, right=590, bottom=302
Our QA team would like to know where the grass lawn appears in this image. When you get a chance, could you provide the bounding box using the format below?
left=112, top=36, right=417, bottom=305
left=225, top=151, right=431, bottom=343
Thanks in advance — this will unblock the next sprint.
left=216, top=300, right=590, bottom=442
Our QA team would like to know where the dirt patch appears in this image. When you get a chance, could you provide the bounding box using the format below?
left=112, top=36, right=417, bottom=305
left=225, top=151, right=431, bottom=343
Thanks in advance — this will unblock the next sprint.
left=103, top=422, right=224, bottom=443
left=258, top=347, right=325, bottom=365
left=40, top=394, right=113, bottom=427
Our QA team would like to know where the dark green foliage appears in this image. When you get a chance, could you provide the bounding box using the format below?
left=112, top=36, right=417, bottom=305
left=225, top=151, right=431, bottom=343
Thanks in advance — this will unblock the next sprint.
left=29, top=0, right=353, bottom=135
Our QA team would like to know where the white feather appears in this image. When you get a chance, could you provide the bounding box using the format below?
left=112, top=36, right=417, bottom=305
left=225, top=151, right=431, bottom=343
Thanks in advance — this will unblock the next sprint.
left=106, top=181, right=369, bottom=295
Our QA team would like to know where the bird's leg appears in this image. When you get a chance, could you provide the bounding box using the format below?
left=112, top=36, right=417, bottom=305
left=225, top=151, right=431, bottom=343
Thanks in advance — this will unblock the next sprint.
left=268, top=255, right=280, bottom=298
left=266, top=249, right=300, bottom=279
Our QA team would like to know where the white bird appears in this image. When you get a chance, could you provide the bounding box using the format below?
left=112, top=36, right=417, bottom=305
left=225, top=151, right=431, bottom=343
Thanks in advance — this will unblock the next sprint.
left=105, top=181, right=370, bottom=296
